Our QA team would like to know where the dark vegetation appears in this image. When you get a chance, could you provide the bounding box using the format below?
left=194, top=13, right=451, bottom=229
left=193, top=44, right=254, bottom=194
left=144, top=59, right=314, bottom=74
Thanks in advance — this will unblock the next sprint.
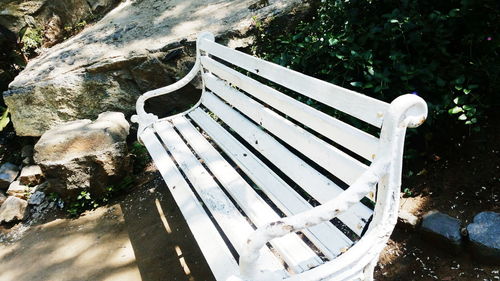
left=255, top=0, right=499, bottom=147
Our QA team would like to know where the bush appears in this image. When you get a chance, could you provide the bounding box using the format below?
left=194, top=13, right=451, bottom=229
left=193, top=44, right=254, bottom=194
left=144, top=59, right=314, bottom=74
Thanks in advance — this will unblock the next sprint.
left=255, top=0, right=499, bottom=129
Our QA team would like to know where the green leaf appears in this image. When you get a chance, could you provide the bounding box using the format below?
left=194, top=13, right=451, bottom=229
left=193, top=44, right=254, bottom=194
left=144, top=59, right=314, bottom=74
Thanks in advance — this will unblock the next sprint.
left=455, top=76, right=465, bottom=85
left=328, top=38, right=339, bottom=46
left=458, top=114, right=467, bottom=120
left=448, top=106, right=463, bottom=114
left=390, top=19, right=399, bottom=23
left=463, top=89, right=471, bottom=94
left=0, top=108, right=10, bottom=131
left=350, top=81, right=363, bottom=87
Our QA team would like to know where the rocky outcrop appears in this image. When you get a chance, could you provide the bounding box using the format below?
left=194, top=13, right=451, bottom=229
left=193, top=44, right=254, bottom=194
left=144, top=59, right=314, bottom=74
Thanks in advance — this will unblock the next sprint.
left=0, top=0, right=121, bottom=91
left=33, top=112, right=130, bottom=200
left=0, top=196, right=27, bottom=223
left=3, top=0, right=307, bottom=136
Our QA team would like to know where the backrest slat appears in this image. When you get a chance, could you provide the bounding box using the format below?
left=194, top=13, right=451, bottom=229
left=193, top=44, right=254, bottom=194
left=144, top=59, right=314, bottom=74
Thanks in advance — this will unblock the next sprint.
left=199, top=38, right=390, bottom=128
left=200, top=56, right=379, bottom=161
left=202, top=76, right=368, bottom=186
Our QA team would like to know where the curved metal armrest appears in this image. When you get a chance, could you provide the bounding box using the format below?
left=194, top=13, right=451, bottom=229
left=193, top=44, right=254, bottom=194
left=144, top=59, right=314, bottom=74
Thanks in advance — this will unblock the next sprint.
left=238, top=159, right=390, bottom=279
left=130, top=57, right=201, bottom=137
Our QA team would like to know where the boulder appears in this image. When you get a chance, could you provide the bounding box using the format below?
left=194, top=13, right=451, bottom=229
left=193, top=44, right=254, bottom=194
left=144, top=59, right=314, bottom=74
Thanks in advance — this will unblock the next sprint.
left=6, top=181, right=31, bottom=199
left=0, top=196, right=28, bottom=223
left=0, top=0, right=121, bottom=90
left=19, top=165, right=44, bottom=186
left=421, top=210, right=463, bottom=253
left=467, top=212, right=500, bottom=264
left=0, top=162, right=20, bottom=189
left=3, top=0, right=308, bottom=136
left=33, top=111, right=131, bottom=200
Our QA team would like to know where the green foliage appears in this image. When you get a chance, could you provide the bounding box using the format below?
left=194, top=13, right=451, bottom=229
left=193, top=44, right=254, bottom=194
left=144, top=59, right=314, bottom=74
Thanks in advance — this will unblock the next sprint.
left=20, top=26, right=43, bottom=57
left=130, top=141, right=150, bottom=173
left=0, top=107, right=10, bottom=132
left=255, top=0, right=499, bottom=127
left=66, top=176, right=135, bottom=217
left=63, top=20, right=88, bottom=39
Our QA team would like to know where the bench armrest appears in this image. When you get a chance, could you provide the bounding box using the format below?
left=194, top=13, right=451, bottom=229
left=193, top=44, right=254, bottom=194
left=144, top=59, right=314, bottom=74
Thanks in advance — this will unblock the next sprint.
left=238, top=94, right=427, bottom=279
left=238, top=159, right=389, bottom=279
left=131, top=32, right=215, bottom=138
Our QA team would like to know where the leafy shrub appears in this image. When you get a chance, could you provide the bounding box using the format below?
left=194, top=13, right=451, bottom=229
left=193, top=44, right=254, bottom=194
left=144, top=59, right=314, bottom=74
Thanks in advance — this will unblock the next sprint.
left=20, top=26, right=44, bottom=57
left=255, top=0, right=499, bottom=128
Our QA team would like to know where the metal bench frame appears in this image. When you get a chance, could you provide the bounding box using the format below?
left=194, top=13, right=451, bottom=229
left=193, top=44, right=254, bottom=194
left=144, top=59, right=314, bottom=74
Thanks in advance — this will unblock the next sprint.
left=132, top=32, right=427, bottom=281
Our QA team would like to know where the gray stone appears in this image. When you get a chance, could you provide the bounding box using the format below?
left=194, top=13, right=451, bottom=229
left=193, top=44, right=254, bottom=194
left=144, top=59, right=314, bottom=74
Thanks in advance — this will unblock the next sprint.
left=0, top=196, right=28, bottom=223
left=0, top=163, right=20, bottom=189
left=6, top=181, right=31, bottom=199
left=421, top=210, right=463, bottom=253
left=19, top=165, right=44, bottom=186
left=33, top=112, right=131, bottom=200
left=3, top=0, right=308, bottom=136
left=467, top=211, right=500, bottom=264
left=28, top=191, right=45, bottom=205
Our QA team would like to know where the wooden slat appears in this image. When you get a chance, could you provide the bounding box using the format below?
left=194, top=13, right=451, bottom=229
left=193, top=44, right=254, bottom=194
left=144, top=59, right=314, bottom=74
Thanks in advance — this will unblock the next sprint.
left=198, top=93, right=373, bottom=235
left=200, top=56, right=379, bottom=161
left=203, top=75, right=368, bottom=186
left=153, top=121, right=287, bottom=276
left=171, top=116, right=322, bottom=273
left=139, top=128, right=239, bottom=280
left=198, top=39, right=389, bottom=127
left=189, top=108, right=355, bottom=258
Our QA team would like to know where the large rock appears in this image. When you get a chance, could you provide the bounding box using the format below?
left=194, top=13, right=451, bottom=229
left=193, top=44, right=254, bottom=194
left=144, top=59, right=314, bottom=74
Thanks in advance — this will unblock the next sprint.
left=33, top=112, right=130, bottom=200
left=0, top=0, right=121, bottom=90
left=467, top=212, right=500, bottom=264
left=3, top=0, right=307, bottom=136
left=6, top=180, right=31, bottom=199
left=421, top=210, right=463, bottom=253
left=0, top=191, right=6, bottom=205
left=0, top=162, right=20, bottom=189
left=0, top=196, right=27, bottom=223
left=19, top=165, right=44, bottom=186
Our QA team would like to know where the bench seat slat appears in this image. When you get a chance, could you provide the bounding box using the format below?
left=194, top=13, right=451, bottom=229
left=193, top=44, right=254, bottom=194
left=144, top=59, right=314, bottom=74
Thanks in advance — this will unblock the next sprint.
left=204, top=74, right=368, bottom=186
left=153, top=121, right=288, bottom=276
left=140, top=128, right=239, bottom=281
left=198, top=38, right=389, bottom=128
left=171, top=116, right=322, bottom=273
left=200, top=56, right=379, bottom=161
left=198, top=92, right=373, bottom=236
left=189, top=108, right=355, bottom=258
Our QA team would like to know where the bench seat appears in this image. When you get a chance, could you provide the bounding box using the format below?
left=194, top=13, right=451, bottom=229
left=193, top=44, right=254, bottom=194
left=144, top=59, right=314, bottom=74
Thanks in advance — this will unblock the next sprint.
left=132, top=32, right=427, bottom=281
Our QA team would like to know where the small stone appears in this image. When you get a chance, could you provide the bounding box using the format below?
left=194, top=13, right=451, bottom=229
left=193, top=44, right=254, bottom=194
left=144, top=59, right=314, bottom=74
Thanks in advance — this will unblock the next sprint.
left=6, top=181, right=31, bottom=199
left=467, top=212, right=500, bottom=264
left=398, top=209, right=421, bottom=229
left=19, top=165, right=44, bottom=186
left=0, top=163, right=20, bottom=189
left=421, top=210, right=462, bottom=253
left=0, top=196, right=28, bottom=223
left=28, top=191, right=46, bottom=205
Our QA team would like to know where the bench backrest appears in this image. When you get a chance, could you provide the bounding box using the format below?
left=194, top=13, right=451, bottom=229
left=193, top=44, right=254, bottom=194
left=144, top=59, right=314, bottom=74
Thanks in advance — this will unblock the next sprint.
left=185, top=34, right=397, bottom=255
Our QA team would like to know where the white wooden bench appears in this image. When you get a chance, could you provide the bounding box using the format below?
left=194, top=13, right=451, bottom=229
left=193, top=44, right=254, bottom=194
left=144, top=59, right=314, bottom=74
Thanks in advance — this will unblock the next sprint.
left=131, top=32, right=427, bottom=281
